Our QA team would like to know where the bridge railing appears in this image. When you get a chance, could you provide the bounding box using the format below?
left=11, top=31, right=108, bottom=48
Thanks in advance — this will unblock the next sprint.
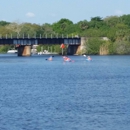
left=0, top=34, right=79, bottom=39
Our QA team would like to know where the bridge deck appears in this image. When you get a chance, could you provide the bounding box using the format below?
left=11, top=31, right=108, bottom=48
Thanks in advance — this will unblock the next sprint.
left=0, top=38, right=81, bottom=45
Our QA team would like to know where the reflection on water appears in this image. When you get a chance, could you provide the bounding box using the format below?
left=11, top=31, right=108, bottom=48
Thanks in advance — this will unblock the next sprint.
left=0, top=54, right=130, bottom=130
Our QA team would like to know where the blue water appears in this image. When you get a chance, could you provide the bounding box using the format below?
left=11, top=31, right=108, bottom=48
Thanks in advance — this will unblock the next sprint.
left=0, top=54, right=130, bottom=130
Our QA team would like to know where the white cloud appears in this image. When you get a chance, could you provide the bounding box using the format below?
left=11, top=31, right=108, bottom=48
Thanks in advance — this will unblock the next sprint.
left=115, top=10, right=123, bottom=16
left=26, top=12, right=35, bottom=18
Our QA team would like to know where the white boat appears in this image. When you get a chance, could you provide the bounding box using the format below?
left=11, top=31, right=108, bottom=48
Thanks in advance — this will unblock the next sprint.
left=7, top=49, right=18, bottom=53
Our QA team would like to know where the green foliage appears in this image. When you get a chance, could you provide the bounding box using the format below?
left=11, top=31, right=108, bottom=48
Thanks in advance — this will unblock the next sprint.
left=52, top=18, right=73, bottom=34
left=91, top=16, right=103, bottom=22
left=0, top=21, right=10, bottom=26
left=103, top=16, right=120, bottom=28
left=86, top=38, right=104, bottom=54
left=20, top=23, right=41, bottom=38
left=113, top=41, right=130, bottom=54
left=77, top=20, right=89, bottom=31
left=108, top=41, right=114, bottom=54
left=36, top=44, right=61, bottom=54
left=121, top=14, right=130, bottom=27
left=106, top=28, right=117, bottom=42
left=41, top=23, right=54, bottom=36
left=0, top=45, right=10, bottom=53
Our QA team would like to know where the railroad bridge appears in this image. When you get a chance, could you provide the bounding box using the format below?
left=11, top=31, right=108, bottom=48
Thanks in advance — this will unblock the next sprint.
left=0, top=36, right=87, bottom=56
left=0, top=37, right=86, bottom=56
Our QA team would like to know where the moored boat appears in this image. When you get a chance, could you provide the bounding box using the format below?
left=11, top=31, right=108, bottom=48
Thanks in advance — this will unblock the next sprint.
left=7, top=49, right=18, bottom=53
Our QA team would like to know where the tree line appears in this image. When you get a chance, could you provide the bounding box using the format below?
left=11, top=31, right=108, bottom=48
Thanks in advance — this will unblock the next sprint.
left=0, top=14, right=130, bottom=54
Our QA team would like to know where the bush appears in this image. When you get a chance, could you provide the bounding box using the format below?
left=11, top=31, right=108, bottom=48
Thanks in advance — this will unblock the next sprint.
left=113, top=41, right=130, bottom=54
left=86, top=37, right=103, bottom=54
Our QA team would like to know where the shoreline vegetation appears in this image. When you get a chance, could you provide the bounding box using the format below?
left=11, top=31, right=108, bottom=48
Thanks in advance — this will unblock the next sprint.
left=1, top=14, right=130, bottom=55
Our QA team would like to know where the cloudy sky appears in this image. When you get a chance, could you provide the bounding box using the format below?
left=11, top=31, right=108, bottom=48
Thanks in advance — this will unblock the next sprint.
left=0, top=0, right=129, bottom=24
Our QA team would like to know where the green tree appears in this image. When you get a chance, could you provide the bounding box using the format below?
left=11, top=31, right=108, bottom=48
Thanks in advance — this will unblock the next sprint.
left=86, top=37, right=104, bottom=54
left=121, top=14, right=130, bottom=27
left=52, top=18, right=73, bottom=34
left=5, top=21, right=24, bottom=37
left=103, top=16, right=120, bottom=28
left=0, top=21, right=10, bottom=26
left=113, top=41, right=130, bottom=54
left=41, top=23, right=54, bottom=37
left=77, top=20, right=89, bottom=31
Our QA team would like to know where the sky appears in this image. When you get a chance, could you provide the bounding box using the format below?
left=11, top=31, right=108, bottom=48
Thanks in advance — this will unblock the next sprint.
left=0, top=0, right=129, bottom=25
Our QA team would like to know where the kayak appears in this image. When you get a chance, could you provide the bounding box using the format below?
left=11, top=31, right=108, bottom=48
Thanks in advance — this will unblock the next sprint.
left=86, top=59, right=91, bottom=61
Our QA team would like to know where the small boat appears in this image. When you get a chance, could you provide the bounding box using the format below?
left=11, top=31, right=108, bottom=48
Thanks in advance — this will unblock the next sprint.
left=7, top=49, right=17, bottom=53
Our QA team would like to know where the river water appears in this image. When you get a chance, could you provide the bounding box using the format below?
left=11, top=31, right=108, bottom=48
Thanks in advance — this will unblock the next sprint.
left=0, top=54, right=130, bottom=130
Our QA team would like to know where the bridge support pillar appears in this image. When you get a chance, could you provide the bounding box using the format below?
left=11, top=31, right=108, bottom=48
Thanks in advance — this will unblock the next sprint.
left=67, top=45, right=79, bottom=55
left=17, top=45, right=31, bottom=56
left=76, top=37, right=87, bottom=55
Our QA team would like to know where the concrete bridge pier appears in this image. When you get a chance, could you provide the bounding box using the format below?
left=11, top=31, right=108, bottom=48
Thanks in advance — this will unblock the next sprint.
left=17, top=45, right=31, bottom=56
left=76, top=37, right=87, bottom=55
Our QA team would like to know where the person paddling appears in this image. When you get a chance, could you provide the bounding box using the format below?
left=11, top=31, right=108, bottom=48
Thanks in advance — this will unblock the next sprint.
left=63, top=56, right=72, bottom=62
left=87, top=56, right=92, bottom=61
left=46, top=56, right=53, bottom=61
